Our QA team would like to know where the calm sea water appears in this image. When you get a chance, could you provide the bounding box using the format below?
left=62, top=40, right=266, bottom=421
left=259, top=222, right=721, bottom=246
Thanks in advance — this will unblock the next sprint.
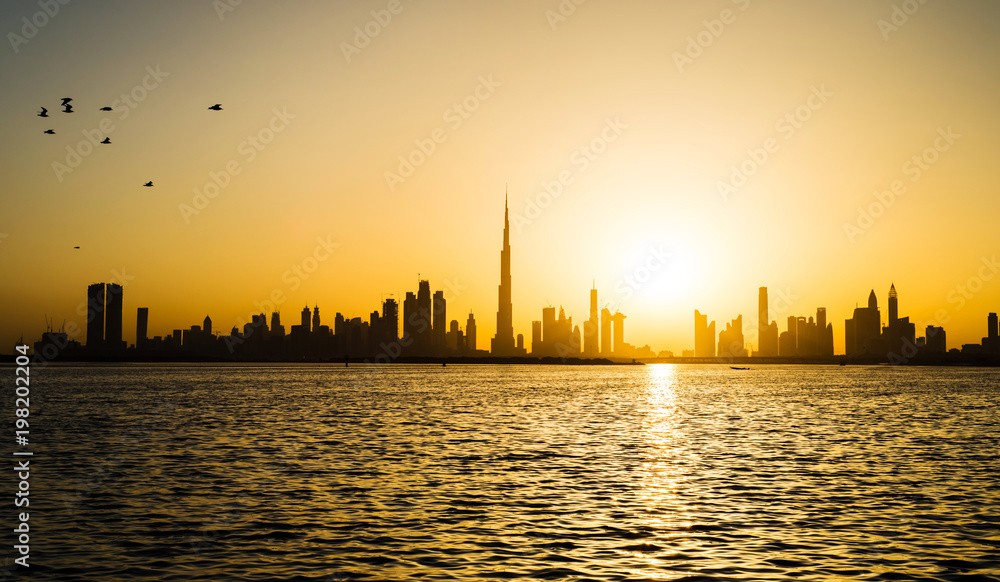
left=2, top=364, right=999, bottom=581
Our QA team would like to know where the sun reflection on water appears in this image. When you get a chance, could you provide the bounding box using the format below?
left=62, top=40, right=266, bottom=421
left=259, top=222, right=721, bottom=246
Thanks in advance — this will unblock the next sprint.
left=630, top=364, right=703, bottom=578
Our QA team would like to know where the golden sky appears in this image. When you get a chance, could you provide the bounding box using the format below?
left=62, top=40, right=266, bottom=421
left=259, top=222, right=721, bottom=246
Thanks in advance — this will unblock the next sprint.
left=2, top=0, right=999, bottom=355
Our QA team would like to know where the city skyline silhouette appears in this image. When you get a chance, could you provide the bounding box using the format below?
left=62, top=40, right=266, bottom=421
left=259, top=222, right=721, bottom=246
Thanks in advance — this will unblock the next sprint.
left=22, top=196, right=1000, bottom=364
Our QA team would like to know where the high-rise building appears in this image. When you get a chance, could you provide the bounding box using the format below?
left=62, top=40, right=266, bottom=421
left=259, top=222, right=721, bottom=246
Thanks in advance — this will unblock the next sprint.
left=416, top=280, right=432, bottom=354
left=694, top=310, right=715, bottom=357
left=779, top=315, right=798, bottom=356
left=542, top=307, right=556, bottom=345
left=611, top=311, right=626, bottom=356
left=983, top=313, right=999, bottom=354
left=926, top=325, right=947, bottom=354
left=446, top=320, right=461, bottom=352
left=491, top=193, right=517, bottom=356
left=104, top=283, right=124, bottom=351
left=433, top=290, right=446, bottom=351
left=312, top=306, right=321, bottom=332
left=382, top=298, right=399, bottom=343
left=880, top=284, right=915, bottom=355
left=136, top=307, right=149, bottom=348
left=600, top=307, right=612, bottom=356
left=888, top=283, right=899, bottom=325
left=84, top=282, right=123, bottom=352
left=757, top=287, right=778, bottom=357
left=816, top=307, right=834, bottom=356
left=845, top=290, right=881, bottom=356
left=531, top=320, right=542, bottom=354
left=203, top=316, right=212, bottom=338
left=465, top=312, right=477, bottom=352
left=796, top=316, right=817, bottom=356
left=301, top=306, right=311, bottom=333
left=271, top=312, right=285, bottom=337
left=718, top=315, right=747, bottom=357
left=583, top=285, right=599, bottom=356
left=403, top=292, right=416, bottom=344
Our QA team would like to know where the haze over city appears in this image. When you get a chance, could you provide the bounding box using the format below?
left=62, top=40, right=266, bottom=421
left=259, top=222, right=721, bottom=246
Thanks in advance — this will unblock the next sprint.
left=3, top=0, right=1000, bottom=355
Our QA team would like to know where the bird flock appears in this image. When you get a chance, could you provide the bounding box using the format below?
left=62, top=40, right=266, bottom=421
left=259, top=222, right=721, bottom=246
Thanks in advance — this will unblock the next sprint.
left=37, top=99, right=224, bottom=188
left=40, top=99, right=223, bottom=250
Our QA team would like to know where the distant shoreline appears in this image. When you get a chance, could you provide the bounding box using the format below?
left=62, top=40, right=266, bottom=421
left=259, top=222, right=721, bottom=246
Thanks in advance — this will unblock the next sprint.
left=2, top=354, right=999, bottom=367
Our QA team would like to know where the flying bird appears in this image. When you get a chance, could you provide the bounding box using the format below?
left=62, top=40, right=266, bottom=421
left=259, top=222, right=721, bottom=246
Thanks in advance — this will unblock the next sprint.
left=43, top=129, right=55, bottom=134
left=38, top=107, right=48, bottom=117
left=207, top=104, right=222, bottom=111
left=62, top=104, right=73, bottom=113
left=100, top=137, right=110, bottom=144
left=99, top=106, right=112, bottom=111
left=73, top=246, right=80, bottom=249
left=61, top=98, right=72, bottom=105
left=143, top=181, right=153, bottom=187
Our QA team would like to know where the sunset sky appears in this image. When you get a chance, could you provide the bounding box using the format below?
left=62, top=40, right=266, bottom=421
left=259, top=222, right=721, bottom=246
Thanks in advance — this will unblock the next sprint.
left=2, top=0, right=999, bottom=355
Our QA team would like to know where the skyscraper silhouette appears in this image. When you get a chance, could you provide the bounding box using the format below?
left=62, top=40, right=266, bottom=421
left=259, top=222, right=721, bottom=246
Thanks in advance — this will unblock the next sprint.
left=694, top=310, right=716, bottom=357
left=403, top=291, right=416, bottom=346
left=416, top=280, right=432, bottom=354
left=136, top=307, right=148, bottom=348
left=301, top=306, right=311, bottom=333
left=271, top=312, right=284, bottom=337
left=382, top=298, right=399, bottom=343
left=105, top=283, right=124, bottom=351
left=86, top=282, right=124, bottom=353
left=583, top=284, right=599, bottom=356
left=880, top=283, right=915, bottom=355
left=491, top=192, right=517, bottom=356
left=433, top=290, right=446, bottom=352
left=757, top=287, right=778, bottom=356
left=926, top=325, right=947, bottom=354
left=718, top=315, right=747, bottom=357
left=611, top=311, right=626, bottom=356
left=986, top=312, right=999, bottom=354
left=600, top=307, right=612, bottom=356
left=816, top=307, right=834, bottom=356
left=531, top=320, right=542, bottom=354
left=466, top=311, right=477, bottom=352
left=888, top=284, right=898, bottom=325
left=845, top=290, right=881, bottom=355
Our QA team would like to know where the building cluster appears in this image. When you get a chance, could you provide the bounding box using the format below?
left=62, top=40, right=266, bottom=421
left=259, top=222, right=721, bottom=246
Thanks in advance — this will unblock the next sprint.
left=528, top=285, right=654, bottom=359
left=753, top=288, right=834, bottom=358
left=122, top=279, right=487, bottom=360
left=838, top=284, right=1000, bottom=361
left=845, top=284, right=923, bottom=358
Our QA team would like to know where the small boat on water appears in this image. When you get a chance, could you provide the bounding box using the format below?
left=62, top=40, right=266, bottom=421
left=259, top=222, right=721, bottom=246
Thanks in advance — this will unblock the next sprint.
left=730, top=366, right=750, bottom=370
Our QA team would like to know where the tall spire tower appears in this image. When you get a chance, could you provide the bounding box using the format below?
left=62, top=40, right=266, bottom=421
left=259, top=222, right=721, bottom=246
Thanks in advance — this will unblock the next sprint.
left=888, top=283, right=898, bottom=324
left=491, top=188, right=516, bottom=355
